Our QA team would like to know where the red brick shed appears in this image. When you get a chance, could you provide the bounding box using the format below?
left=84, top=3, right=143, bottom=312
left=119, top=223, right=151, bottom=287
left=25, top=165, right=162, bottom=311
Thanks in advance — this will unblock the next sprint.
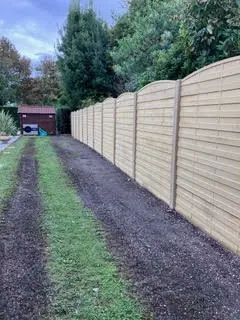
left=18, top=105, right=56, bottom=135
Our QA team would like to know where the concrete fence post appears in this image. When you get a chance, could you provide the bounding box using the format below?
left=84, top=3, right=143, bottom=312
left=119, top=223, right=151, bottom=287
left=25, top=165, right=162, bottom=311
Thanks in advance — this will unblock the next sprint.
left=113, top=99, right=117, bottom=165
left=132, top=92, right=138, bottom=180
left=170, top=79, right=182, bottom=209
left=101, top=103, right=103, bottom=155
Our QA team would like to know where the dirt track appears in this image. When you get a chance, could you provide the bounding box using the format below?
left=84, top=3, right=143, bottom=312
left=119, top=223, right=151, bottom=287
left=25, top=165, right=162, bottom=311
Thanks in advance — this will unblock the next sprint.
left=53, top=135, right=240, bottom=320
left=0, top=140, right=49, bottom=319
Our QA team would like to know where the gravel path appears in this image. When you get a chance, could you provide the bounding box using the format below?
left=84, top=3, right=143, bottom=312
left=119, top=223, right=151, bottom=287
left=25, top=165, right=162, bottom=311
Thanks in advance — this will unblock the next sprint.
left=52, top=135, right=240, bottom=320
left=0, top=139, right=49, bottom=320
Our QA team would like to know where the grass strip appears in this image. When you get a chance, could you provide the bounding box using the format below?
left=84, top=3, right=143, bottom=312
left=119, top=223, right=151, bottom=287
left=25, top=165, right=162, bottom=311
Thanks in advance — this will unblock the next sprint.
left=36, top=137, right=143, bottom=320
left=0, top=137, right=28, bottom=214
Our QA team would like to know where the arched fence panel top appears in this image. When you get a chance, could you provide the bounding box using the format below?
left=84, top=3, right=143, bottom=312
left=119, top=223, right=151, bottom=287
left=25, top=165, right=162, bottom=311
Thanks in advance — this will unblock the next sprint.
left=102, top=97, right=116, bottom=108
left=116, top=92, right=136, bottom=109
left=137, top=80, right=176, bottom=105
left=182, top=56, right=240, bottom=85
left=117, top=92, right=135, bottom=102
left=138, top=80, right=176, bottom=94
left=94, top=102, right=103, bottom=109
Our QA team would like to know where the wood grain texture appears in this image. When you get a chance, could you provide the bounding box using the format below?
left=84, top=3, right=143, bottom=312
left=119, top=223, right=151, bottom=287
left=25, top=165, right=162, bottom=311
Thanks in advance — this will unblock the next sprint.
left=136, top=81, right=176, bottom=204
left=83, top=108, right=87, bottom=145
left=102, top=98, right=115, bottom=163
left=87, top=106, right=94, bottom=148
left=176, top=56, right=240, bottom=255
left=71, top=56, right=240, bottom=255
left=93, top=103, right=102, bottom=154
left=115, top=93, right=135, bottom=177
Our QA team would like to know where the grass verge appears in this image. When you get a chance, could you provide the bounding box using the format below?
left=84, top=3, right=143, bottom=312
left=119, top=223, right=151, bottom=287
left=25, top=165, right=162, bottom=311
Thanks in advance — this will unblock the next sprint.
left=36, top=137, right=143, bottom=320
left=0, top=137, right=28, bottom=214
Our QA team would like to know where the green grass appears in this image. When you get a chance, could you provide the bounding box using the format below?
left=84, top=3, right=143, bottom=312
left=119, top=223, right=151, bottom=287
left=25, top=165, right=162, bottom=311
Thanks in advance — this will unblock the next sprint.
left=0, top=137, right=28, bottom=214
left=36, top=137, right=144, bottom=320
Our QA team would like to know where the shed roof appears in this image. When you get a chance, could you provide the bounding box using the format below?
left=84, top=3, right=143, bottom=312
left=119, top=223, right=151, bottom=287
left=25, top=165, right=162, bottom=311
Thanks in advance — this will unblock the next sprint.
left=18, top=105, right=56, bottom=115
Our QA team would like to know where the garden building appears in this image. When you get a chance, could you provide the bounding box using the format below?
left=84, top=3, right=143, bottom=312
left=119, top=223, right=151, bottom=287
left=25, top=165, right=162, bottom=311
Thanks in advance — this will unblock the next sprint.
left=18, top=105, right=56, bottom=135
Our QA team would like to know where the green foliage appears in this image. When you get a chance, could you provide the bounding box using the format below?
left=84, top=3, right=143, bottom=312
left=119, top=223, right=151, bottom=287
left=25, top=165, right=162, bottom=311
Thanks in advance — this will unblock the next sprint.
left=57, top=1, right=116, bottom=109
left=111, top=0, right=240, bottom=89
left=21, top=57, right=61, bottom=106
left=0, top=110, right=18, bottom=135
left=0, top=138, right=27, bottom=215
left=0, top=106, right=19, bottom=127
left=111, top=0, right=185, bottom=90
left=183, top=0, right=240, bottom=69
left=0, top=37, right=31, bottom=105
left=56, top=107, right=71, bottom=134
left=36, top=138, right=144, bottom=319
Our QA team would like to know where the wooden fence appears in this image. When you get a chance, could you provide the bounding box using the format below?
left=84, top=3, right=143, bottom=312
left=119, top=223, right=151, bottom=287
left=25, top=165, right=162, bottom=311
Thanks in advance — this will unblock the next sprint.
left=71, top=56, right=240, bottom=255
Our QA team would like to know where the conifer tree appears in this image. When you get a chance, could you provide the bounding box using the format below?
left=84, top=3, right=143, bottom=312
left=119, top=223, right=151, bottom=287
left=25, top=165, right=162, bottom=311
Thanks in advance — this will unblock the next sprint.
left=57, top=0, right=116, bottom=109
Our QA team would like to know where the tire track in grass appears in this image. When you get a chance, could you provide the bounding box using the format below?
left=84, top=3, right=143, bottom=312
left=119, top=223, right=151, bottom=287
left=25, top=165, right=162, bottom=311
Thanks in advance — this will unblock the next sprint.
left=36, top=137, right=144, bottom=320
left=0, top=137, right=28, bottom=215
left=0, top=138, right=49, bottom=319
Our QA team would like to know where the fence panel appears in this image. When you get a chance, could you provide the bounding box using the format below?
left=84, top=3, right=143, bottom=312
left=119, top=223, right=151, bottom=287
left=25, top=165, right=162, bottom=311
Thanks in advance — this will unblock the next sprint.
left=87, top=106, right=94, bottom=148
left=82, top=108, right=88, bottom=144
left=102, top=98, right=116, bottom=163
left=115, top=93, right=136, bottom=178
left=135, top=81, right=176, bottom=205
left=79, top=109, right=83, bottom=142
left=93, top=103, right=103, bottom=154
left=77, top=110, right=81, bottom=141
left=74, top=112, right=77, bottom=139
left=71, top=113, right=74, bottom=137
left=71, top=56, right=240, bottom=255
left=176, top=56, right=240, bottom=254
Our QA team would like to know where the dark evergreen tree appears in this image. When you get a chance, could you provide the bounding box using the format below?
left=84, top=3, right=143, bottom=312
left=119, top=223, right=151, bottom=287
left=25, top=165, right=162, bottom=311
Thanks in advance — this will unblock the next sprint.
left=57, top=0, right=116, bottom=109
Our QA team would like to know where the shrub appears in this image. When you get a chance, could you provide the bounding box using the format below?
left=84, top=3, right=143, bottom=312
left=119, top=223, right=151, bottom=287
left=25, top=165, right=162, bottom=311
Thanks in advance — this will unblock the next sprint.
left=0, top=110, right=18, bottom=135
left=0, top=106, right=19, bottom=127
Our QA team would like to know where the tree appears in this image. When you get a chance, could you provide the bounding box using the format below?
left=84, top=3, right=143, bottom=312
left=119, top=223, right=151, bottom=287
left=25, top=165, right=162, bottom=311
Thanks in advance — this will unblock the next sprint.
left=57, top=0, right=116, bottom=109
left=0, top=37, right=31, bottom=105
left=35, top=57, right=61, bottom=105
left=110, top=0, right=185, bottom=91
left=111, top=0, right=240, bottom=89
left=20, top=56, right=61, bottom=105
left=183, top=0, right=240, bottom=69
left=20, top=77, right=44, bottom=105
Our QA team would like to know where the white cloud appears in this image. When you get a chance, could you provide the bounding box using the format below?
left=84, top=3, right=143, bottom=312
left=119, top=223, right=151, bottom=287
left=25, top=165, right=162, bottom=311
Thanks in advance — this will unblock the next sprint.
left=3, top=21, right=56, bottom=59
left=0, top=19, right=4, bottom=26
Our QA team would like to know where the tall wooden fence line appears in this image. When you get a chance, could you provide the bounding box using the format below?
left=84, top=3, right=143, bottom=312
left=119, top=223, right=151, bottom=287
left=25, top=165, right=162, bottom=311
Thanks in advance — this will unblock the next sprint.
left=71, top=56, right=240, bottom=255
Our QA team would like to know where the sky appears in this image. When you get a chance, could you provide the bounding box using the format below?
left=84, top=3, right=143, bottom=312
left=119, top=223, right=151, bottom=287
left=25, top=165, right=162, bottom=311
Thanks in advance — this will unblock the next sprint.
left=0, top=0, right=124, bottom=62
